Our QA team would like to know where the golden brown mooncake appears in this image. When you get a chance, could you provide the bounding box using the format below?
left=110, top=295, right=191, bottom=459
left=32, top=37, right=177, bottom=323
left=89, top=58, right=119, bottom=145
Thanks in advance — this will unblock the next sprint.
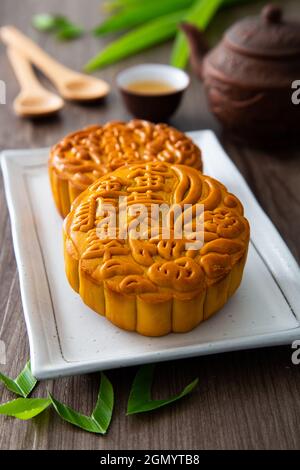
left=63, top=161, right=250, bottom=337
left=49, top=119, right=202, bottom=217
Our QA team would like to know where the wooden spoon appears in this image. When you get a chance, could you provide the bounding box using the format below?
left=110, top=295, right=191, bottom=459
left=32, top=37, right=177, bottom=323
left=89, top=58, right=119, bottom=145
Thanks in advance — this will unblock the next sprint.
left=7, top=47, right=64, bottom=117
left=0, top=26, right=110, bottom=101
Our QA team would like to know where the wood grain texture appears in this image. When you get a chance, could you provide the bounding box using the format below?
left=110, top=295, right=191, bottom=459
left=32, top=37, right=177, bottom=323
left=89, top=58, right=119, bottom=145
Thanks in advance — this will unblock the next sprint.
left=0, top=0, right=300, bottom=450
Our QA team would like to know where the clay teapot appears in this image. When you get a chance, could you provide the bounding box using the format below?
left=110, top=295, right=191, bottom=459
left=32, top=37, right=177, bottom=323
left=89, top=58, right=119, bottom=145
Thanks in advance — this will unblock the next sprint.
left=181, top=4, right=300, bottom=144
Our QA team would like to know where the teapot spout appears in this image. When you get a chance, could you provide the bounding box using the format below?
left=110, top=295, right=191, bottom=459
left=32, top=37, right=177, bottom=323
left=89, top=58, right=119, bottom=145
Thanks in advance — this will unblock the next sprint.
left=180, top=22, right=209, bottom=79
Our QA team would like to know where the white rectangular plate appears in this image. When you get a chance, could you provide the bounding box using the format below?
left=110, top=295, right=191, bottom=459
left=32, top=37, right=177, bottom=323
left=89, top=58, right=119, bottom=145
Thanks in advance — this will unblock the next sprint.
left=1, top=130, right=300, bottom=379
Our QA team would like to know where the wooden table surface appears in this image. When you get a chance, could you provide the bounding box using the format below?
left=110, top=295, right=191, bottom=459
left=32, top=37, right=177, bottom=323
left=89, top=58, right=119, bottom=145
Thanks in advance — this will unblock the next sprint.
left=0, top=0, right=300, bottom=450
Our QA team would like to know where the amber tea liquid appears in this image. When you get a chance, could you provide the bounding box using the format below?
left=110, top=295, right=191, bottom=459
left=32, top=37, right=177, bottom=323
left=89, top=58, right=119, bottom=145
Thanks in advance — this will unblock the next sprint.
left=125, top=80, right=176, bottom=95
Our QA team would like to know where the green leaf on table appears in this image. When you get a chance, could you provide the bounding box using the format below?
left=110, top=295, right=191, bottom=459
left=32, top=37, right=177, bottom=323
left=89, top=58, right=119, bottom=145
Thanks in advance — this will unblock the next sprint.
left=94, top=0, right=193, bottom=36
left=32, top=14, right=83, bottom=41
left=0, top=398, right=51, bottom=420
left=56, top=24, right=84, bottom=41
left=170, top=0, right=223, bottom=69
left=127, top=364, right=198, bottom=415
left=32, top=14, right=69, bottom=32
left=85, top=9, right=186, bottom=72
left=49, top=372, right=114, bottom=434
left=0, top=361, right=37, bottom=397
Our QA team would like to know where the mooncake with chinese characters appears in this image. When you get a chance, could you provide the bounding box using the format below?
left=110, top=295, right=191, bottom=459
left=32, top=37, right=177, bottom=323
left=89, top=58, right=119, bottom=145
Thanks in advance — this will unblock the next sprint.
left=63, top=161, right=250, bottom=336
left=49, top=120, right=202, bottom=217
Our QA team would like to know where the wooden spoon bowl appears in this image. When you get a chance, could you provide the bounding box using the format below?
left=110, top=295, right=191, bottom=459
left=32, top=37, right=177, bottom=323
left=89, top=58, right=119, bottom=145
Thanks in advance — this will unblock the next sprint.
left=7, top=47, right=64, bottom=118
left=14, top=90, right=64, bottom=117
left=60, top=75, right=110, bottom=101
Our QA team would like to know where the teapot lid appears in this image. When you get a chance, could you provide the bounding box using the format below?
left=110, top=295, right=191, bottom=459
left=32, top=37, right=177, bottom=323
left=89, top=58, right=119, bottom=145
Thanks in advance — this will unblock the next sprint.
left=225, top=4, right=300, bottom=58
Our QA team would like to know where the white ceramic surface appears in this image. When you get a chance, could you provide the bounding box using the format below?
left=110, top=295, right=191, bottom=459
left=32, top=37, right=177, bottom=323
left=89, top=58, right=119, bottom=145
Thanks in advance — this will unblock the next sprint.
left=1, top=130, right=300, bottom=379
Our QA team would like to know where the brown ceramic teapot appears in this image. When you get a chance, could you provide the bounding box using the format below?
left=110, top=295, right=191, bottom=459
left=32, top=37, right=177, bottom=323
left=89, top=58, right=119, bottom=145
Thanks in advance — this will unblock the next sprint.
left=181, top=4, right=300, bottom=144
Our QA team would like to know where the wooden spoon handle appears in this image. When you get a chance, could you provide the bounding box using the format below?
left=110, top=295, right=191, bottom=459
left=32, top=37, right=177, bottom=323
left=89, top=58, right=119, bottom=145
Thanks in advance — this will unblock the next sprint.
left=6, top=47, right=44, bottom=93
left=0, top=26, right=74, bottom=86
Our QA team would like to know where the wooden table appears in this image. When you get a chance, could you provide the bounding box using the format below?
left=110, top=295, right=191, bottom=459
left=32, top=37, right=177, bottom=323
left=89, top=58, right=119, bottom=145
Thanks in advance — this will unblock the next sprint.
left=0, top=0, right=299, bottom=450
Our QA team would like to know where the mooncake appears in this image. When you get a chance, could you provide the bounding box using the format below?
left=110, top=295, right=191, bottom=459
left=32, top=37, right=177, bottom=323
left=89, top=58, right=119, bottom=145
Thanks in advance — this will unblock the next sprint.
left=63, top=161, right=250, bottom=336
left=49, top=120, right=202, bottom=217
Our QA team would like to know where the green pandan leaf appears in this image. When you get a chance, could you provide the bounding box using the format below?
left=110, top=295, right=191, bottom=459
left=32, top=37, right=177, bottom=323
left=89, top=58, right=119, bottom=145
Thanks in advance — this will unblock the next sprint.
left=94, top=0, right=193, bottom=36
left=49, top=372, right=114, bottom=434
left=127, top=364, right=198, bottom=415
left=0, top=361, right=37, bottom=398
left=170, top=0, right=223, bottom=69
left=0, top=398, right=51, bottom=420
left=85, top=9, right=186, bottom=72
